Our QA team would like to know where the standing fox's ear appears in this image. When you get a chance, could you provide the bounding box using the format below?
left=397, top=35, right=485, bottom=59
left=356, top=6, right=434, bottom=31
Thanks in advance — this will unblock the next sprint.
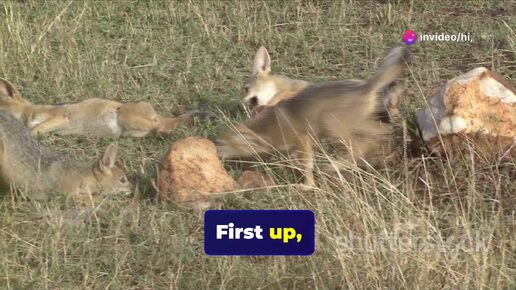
left=0, top=78, right=21, bottom=101
left=99, top=142, right=118, bottom=173
left=252, top=46, right=271, bottom=74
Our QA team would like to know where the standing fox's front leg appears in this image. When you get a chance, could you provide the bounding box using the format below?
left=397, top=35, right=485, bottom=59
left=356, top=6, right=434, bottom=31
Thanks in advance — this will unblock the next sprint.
left=295, top=132, right=315, bottom=190
left=30, top=114, right=69, bottom=135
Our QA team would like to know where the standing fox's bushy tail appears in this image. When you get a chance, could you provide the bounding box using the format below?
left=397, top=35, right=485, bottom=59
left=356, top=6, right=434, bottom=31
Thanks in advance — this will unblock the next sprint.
left=366, top=46, right=410, bottom=94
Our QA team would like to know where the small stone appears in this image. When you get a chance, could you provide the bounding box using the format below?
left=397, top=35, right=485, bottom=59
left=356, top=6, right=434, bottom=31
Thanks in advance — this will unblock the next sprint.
left=158, top=137, right=240, bottom=203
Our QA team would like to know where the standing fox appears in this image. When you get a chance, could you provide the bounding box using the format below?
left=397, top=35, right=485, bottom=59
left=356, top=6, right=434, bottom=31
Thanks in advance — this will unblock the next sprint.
left=0, top=110, right=132, bottom=200
left=216, top=46, right=410, bottom=187
left=242, top=46, right=403, bottom=120
left=0, top=79, right=200, bottom=138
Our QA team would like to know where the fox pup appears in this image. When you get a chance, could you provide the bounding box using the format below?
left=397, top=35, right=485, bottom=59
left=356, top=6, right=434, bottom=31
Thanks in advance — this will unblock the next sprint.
left=0, top=79, right=199, bottom=138
left=243, top=46, right=403, bottom=120
left=0, top=110, right=132, bottom=199
left=217, top=46, right=410, bottom=187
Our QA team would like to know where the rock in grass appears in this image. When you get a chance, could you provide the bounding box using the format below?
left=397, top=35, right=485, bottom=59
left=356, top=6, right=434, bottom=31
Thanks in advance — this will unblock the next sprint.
left=158, top=136, right=240, bottom=203
left=416, top=67, right=515, bottom=157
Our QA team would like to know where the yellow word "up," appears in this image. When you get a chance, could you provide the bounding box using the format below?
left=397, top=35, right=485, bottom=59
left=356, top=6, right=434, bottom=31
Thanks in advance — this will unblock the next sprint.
left=269, top=228, right=303, bottom=243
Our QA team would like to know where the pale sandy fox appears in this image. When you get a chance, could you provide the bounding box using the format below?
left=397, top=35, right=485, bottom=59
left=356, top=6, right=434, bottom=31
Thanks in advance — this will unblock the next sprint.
left=243, top=46, right=403, bottom=120
left=0, top=110, right=132, bottom=200
left=0, top=79, right=202, bottom=138
left=217, top=46, right=410, bottom=187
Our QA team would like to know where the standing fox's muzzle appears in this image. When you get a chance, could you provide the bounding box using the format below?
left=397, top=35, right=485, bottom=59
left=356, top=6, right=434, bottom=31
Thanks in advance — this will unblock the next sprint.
left=244, top=96, right=259, bottom=110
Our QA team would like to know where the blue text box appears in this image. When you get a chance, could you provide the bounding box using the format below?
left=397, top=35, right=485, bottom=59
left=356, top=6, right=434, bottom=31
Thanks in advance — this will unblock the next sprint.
left=204, top=210, right=315, bottom=256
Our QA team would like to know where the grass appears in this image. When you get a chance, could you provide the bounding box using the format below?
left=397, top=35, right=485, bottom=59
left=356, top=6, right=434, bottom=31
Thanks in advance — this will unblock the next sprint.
left=0, top=0, right=515, bottom=289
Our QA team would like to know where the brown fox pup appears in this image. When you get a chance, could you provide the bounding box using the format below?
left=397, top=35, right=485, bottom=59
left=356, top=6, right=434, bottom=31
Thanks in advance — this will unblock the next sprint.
left=0, top=79, right=199, bottom=138
left=0, top=110, right=132, bottom=200
left=243, top=46, right=403, bottom=120
left=217, top=46, right=410, bottom=188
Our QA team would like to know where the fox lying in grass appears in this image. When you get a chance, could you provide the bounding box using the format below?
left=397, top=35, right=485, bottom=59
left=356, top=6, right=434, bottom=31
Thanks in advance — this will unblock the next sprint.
left=0, top=79, right=201, bottom=138
left=242, top=46, right=404, bottom=121
left=216, top=46, right=410, bottom=188
left=0, top=110, right=132, bottom=200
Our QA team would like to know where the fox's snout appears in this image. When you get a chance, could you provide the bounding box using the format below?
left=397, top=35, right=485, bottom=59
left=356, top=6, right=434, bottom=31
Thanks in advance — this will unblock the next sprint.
left=244, top=95, right=259, bottom=109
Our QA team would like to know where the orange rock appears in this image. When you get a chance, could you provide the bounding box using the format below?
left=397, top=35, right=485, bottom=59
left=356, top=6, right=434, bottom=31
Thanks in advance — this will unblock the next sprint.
left=417, top=67, right=515, bottom=157
left=158, top=137, right=239, bottom=202
left=237, top=170, right=276, bottom=189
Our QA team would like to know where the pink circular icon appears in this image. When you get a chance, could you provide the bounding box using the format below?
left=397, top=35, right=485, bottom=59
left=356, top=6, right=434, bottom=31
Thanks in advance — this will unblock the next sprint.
left=402, top=29, right=417, bottom=45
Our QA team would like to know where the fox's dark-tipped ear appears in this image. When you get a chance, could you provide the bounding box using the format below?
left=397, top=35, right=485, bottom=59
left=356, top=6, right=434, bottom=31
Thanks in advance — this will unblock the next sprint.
left=99, top=142, right=118, bottom=173
left=252, top=46, right=271, bottom=74
left=0, top=78, right=21, bottom=101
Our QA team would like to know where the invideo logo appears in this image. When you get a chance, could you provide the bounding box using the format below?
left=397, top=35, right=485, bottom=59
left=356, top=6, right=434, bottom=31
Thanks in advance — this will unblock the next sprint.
left=204, top=210, right=315, bottom=256
left=403, top=29, right=472, bottom=45
left=402, top=29, right=417, bottom=45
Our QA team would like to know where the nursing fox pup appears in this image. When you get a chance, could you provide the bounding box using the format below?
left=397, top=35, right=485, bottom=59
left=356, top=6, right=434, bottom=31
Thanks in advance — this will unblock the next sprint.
left=216, top=46, right=410, bottom=187
left=0, top=79, right=196, bottom=138
left=0, top=110, right=132, bottom=200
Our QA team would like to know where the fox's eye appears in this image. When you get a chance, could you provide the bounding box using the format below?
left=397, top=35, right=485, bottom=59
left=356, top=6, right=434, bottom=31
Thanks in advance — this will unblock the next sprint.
left=119, top=176, right=127, bottom=183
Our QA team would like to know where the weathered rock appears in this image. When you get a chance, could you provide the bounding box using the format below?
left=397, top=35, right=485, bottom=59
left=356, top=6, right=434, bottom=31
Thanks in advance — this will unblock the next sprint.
left=158, top=137, right=240, bottom=202
left=237, top=170, right=276, bottom=189
left=417, top=67, right=515, bottom=157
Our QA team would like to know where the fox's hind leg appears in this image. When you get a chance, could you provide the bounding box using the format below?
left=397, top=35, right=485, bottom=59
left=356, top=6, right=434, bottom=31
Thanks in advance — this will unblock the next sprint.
left=156, top=111, right=216, bottom=135
left=325, top=118, right=388, bottom=171
left=377, top=80, right=405, bottom=122
left=155, top=117, right=180, bottom=134
left=30, top=115, right=69, bottom=135
left=349, top=120, right=391, bottom=162
left=117, top=102, right=159, bottom=137
left=120, top=115, right=159, bottom=137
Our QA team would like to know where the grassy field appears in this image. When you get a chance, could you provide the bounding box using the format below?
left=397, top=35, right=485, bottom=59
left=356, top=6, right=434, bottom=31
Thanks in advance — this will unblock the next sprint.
left=0, top=0, right=514, bottom=289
